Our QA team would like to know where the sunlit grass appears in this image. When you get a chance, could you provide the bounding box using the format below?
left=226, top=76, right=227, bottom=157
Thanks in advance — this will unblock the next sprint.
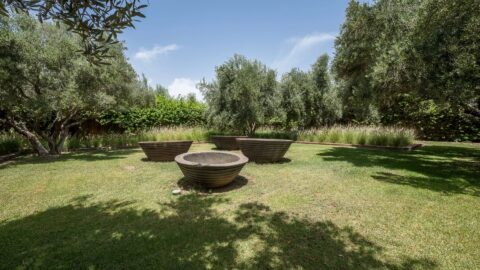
left=0, top=142, right=479, bottom=269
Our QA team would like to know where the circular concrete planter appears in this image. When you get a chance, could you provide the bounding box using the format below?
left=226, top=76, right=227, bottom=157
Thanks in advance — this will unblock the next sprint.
left=139, top=141, right=193, bottom=162
left=237, top=138, right=293, bottom=163
left=210, top=135, right=248, bottom=150
left=175, top=151, right=248, bottom=188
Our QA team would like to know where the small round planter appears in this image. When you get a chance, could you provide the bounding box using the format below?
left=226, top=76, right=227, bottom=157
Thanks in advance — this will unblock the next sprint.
left=175, top=151, right=248, bottom=188
left=210, top=135, right=248, bottom=150
left=139, top=141, right=193, bottom=162
left=237, top=138, right=293, bottom=163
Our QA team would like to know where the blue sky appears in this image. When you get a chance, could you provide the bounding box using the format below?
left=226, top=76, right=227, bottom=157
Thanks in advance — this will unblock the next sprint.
left=120, top=0, right=352, bottom=100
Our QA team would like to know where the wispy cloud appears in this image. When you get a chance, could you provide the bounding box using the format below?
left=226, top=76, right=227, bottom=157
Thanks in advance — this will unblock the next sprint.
left=168, top=78, right=203, bottom=101
left=134, top=44, right=179, bottom=61
left=273, top=33, right=336, bottom=74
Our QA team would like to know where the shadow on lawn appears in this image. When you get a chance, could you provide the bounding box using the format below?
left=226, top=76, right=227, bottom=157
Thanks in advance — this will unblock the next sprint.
left=0, top=195, right=436, bottom=269
left=0, top=149, right=139, bottom=169
left=178, top=175, right=249, bottom=193
left=318, top=145, right=480, bottom=196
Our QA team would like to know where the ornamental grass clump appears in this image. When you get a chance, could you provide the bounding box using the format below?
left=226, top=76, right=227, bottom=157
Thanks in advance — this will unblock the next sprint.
left=64, top=127, right=209, bottom=151
left=298, top=126, right=415, bottom=147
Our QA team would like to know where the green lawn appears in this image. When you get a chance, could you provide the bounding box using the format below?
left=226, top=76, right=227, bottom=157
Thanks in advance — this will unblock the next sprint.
left=0, top=142, right=479, bottom=269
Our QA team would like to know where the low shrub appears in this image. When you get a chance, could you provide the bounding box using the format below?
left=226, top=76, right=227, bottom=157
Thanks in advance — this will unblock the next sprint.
left=98, top=96, right=206, bottom=132
left=0, top=133, right=26, bottom=155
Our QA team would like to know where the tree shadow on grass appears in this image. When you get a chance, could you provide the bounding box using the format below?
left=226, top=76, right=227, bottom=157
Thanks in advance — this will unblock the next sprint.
left=0, top=195, right=436, bottom=269
left=252, top=157, right=292, bottom=164
left=0, top=149, right=139, bottom=169
left=177, top=175, right=249, bottom=194
left=371, top=172, right=480, bottom=197
left=318, top=145, right=480, bottom=196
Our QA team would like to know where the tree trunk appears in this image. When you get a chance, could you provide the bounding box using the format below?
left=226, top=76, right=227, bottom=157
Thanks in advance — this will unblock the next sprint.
left=247, top=122, right=257, bottom=136
left=47, top=129, right=68, bottom=155
left=5, top=119, right=49, bottom=156
left=3, top=112, right=81, bottom=156
left=25, top=131, right=49, bottom=156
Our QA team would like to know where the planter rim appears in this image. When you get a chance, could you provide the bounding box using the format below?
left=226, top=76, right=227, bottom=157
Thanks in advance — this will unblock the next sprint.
left=139, top=140, right=193, bottom=144
left=236, top=138, right=293, bottom=143
left=175, top=151, right=248, bottom=168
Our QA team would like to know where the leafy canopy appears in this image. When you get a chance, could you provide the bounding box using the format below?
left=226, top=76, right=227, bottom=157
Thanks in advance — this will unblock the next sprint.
left=0, top=0, right=147, bottom=63
left=0, top=14, right=152, bottom=154
left=332, top=0, right=480, bottom=140
left=199, top=54, right=277, bottom=135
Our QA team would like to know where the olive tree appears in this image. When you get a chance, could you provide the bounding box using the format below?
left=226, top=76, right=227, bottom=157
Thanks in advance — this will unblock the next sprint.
left=199, top=54, right=277, bottom=135
left=279, top=55, right=340, bottom=130
left=0, top=0, right=147, bottom=63
left=0, top=15, right=152, bottom=155
left=279, top=68, right=309, bottom=129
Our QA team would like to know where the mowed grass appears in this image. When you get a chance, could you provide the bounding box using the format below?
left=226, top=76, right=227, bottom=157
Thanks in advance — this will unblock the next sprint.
left=0, top=142, right=479, bottom=269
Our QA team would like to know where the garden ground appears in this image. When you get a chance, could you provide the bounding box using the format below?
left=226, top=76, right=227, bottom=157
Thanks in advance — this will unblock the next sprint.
left=0, top=142, right=479, bottom=269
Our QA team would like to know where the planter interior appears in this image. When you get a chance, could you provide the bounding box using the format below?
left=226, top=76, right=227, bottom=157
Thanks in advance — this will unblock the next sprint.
left=210, top=135, right=247, bottom=150
left=175, top=151, right=248, bottom=188
left=237, top=138, right=293, bottom=163
left=139, top=141, right=192, bottom=162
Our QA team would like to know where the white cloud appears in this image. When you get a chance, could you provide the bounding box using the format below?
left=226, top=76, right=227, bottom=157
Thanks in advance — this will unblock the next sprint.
left=273, top=33, right=336, bottom=74
left=168, top=78, right=203, bottom=101
left=134, top=44, right=179, bottom=61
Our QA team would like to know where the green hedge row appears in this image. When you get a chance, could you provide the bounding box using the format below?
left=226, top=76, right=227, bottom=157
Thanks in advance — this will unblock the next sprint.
left=99, top=96, right=206, bottom=132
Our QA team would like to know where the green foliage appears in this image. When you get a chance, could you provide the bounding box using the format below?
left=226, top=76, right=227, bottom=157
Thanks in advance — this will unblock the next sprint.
left=333, top=1, right=378, bottom=122
left=333, top=0, right=480, bottom=140
left=0, top=132, right=22, bottom=154
left=309, top=54, right=341, bottom=126
left=99, top=96, right=205, bottom=132
left=0, top=14, right=153, bottom=155
left=154, top=84, right=169, bottom=97
left=0, top=1, right=147, bottom=64
left=279, top=69, right=309, bottom=129
left=199, top=54, right=278, bottom=135
left=381, top=94, right=480, bottom=141
left=279, top=55, right=341, bottom=130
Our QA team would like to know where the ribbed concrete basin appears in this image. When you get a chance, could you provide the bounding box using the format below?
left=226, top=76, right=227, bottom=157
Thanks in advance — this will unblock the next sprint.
left=139, top=141, right=192, bottom=162
left=210, top=135, right=248, bottom=150
left=237, top=138, right=293, bottom=163
left=175, top=151, right=248, bottom=188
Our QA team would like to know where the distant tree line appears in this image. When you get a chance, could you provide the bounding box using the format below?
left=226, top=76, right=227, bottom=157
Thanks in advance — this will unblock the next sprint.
left=199, top=54, right=341, bottom=135
left=201, top=0, right=479, bottom=141
left=1, top=0, right=479, bottom=156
